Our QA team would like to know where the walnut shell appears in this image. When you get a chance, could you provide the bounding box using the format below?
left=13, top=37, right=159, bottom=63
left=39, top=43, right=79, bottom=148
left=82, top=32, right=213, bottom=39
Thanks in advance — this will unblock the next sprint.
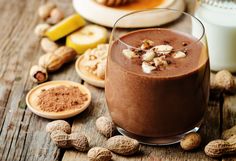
left=106, top=135, right=139, bottom=155
left=87, top=147, right=112, bottom=161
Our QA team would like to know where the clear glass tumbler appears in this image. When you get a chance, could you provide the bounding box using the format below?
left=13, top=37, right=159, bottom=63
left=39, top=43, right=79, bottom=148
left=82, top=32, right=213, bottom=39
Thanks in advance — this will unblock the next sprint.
left=105, top=9, right=210, bottom=145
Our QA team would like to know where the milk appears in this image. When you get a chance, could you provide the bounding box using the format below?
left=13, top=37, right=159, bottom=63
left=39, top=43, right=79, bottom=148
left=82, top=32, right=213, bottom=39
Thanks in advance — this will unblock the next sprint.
left=195, top=3, right=236, bottom=72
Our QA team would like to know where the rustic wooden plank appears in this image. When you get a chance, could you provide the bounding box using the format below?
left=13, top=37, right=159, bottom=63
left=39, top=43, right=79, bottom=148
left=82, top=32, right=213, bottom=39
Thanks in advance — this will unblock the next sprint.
left=0, top=0, right=79, bottom=160
left=0, top=0, right=226, bottom=160
left=222, top=94, right=236, bottom=161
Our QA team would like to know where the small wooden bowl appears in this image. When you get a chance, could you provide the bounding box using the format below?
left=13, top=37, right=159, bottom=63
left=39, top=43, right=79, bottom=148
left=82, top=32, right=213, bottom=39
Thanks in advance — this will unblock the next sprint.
left=26, top=80, right=91, bottom=119
left=75, top=55, right=105, bottom=88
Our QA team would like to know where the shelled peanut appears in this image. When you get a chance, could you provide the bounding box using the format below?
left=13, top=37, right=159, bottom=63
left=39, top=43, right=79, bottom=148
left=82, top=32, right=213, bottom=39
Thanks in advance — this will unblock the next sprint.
left=30, top=65, right=48, bottom=83
left=180, top=132, right=202, bottom=151
left=82, top=44, right=109, bottom=80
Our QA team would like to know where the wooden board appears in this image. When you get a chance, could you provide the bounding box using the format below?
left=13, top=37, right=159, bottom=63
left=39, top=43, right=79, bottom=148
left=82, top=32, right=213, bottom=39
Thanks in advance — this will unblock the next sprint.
left=0, top=0, right=235, bottom=160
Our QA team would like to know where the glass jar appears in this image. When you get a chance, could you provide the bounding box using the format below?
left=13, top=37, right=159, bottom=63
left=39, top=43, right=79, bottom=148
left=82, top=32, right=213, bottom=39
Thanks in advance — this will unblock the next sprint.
left=195, top=0, right=236, bottom=72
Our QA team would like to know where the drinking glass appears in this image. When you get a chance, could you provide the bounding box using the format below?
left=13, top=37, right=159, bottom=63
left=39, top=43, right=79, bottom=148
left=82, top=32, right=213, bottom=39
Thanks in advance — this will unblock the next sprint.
left=105, top=8, right=209, bottom=145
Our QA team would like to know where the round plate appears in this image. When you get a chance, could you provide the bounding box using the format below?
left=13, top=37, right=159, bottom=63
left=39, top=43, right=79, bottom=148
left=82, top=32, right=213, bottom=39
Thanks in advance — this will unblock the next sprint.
left=75, top=55, right=105, bottom=88
left=72, top=0, right=185, bottom=28
left=26, top=80, right=91, bottom=119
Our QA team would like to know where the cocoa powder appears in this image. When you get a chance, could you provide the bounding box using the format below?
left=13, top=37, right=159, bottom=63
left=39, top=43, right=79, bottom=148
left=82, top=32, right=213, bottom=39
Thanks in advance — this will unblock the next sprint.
left=37, top=86, right=88, bottom=112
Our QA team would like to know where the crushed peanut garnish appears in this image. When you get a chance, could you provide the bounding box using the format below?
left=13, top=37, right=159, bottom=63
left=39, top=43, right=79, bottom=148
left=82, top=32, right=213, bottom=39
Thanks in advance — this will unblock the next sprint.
left=122, top=39, right=188, bottom=73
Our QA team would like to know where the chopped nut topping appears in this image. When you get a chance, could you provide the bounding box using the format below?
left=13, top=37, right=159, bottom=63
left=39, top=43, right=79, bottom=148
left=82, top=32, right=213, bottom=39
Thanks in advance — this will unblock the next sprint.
left=173, top=51, right=186, bottom=59
left=96, top=61, right=106, bottom=79
left=142, top=50, right=155, bottom=62
left=89, top=55, right=97, bottom=60
left=122, top=39, right=188, bottom=74
left=182, top=42, right=188, bottom=46
left=153, top=56, right=168, bottom=67
left=153, top=45, right=173, bottom=55
left=122, top=49, right=138, bottom=59
left=141, top=39, right=154, bottom=50
left=142, top=62, right=156, bottom=73
left=82, top=44, right=108, bottom=80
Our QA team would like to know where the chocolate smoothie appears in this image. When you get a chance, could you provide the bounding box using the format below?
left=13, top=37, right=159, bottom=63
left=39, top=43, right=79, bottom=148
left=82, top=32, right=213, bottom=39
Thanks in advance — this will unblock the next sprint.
left=105, top=28, right=210, bottom=139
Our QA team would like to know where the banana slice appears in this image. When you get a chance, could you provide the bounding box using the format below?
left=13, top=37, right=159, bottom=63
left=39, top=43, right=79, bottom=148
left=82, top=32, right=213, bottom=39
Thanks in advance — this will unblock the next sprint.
left=46, top=14, right=86, bottom=41
left=66, top=25, right=108, bottom=54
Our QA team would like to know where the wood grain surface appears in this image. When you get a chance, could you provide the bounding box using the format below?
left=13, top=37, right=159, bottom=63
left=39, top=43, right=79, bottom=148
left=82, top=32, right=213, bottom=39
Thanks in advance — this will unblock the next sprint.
left=0, top=0, right=235, bottom=161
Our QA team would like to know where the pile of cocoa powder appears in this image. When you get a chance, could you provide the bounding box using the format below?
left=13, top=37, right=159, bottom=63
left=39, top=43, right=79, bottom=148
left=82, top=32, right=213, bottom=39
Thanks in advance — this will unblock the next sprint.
left=37, top=86, right=88, bottom=112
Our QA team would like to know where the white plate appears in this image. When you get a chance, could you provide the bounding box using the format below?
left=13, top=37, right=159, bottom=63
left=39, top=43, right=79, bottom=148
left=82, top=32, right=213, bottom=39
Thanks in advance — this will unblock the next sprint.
left=26, top=80, right=91, bottom=119
left=73, top=0, right=185, bottom=28
left=75, top=55, right=105, bottom=88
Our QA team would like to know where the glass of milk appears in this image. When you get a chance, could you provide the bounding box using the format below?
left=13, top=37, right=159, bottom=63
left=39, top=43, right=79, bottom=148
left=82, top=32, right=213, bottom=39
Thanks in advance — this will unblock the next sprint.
left=194, top=1, right=236, bottom=72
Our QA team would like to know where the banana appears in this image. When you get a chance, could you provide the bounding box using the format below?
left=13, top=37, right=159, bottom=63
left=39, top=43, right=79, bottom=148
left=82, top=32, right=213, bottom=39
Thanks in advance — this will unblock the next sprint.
left=66, top=25, right=108, bottom=54
left=45, top=14, right=86, bottom=41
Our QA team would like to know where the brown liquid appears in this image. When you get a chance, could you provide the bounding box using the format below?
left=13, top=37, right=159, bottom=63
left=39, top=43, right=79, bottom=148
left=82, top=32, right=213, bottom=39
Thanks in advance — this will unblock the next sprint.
left=105, top=29, right=210, bottom=137
left=114, top=0, right=164, bottom=10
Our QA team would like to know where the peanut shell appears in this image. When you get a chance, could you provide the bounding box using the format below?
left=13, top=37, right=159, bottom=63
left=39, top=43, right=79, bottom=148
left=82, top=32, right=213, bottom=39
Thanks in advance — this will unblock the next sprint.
left=40, top=38, right=59, bottom=53
left=87, top=147, right=112, bottom=161
left=46, top=120, right=71, bottom=134
left=222, top=125, right=236, bottom=140
left=214, top=70, right=235, bottom=91
left=38, top=2, right=56, bottom=19
left=106, top=135, right=139, bottom=155
left=96, top=116, right=116, bottom=138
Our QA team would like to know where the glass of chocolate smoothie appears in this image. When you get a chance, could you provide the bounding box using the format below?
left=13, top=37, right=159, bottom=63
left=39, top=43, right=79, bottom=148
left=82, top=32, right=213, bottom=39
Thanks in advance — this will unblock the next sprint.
left=105, top=9, right=209, bottom=145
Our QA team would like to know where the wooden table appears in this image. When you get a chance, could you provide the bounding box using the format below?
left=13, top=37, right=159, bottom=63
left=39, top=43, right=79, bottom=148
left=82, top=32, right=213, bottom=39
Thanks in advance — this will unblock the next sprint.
left=0, top=0, right=236, bottom=160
